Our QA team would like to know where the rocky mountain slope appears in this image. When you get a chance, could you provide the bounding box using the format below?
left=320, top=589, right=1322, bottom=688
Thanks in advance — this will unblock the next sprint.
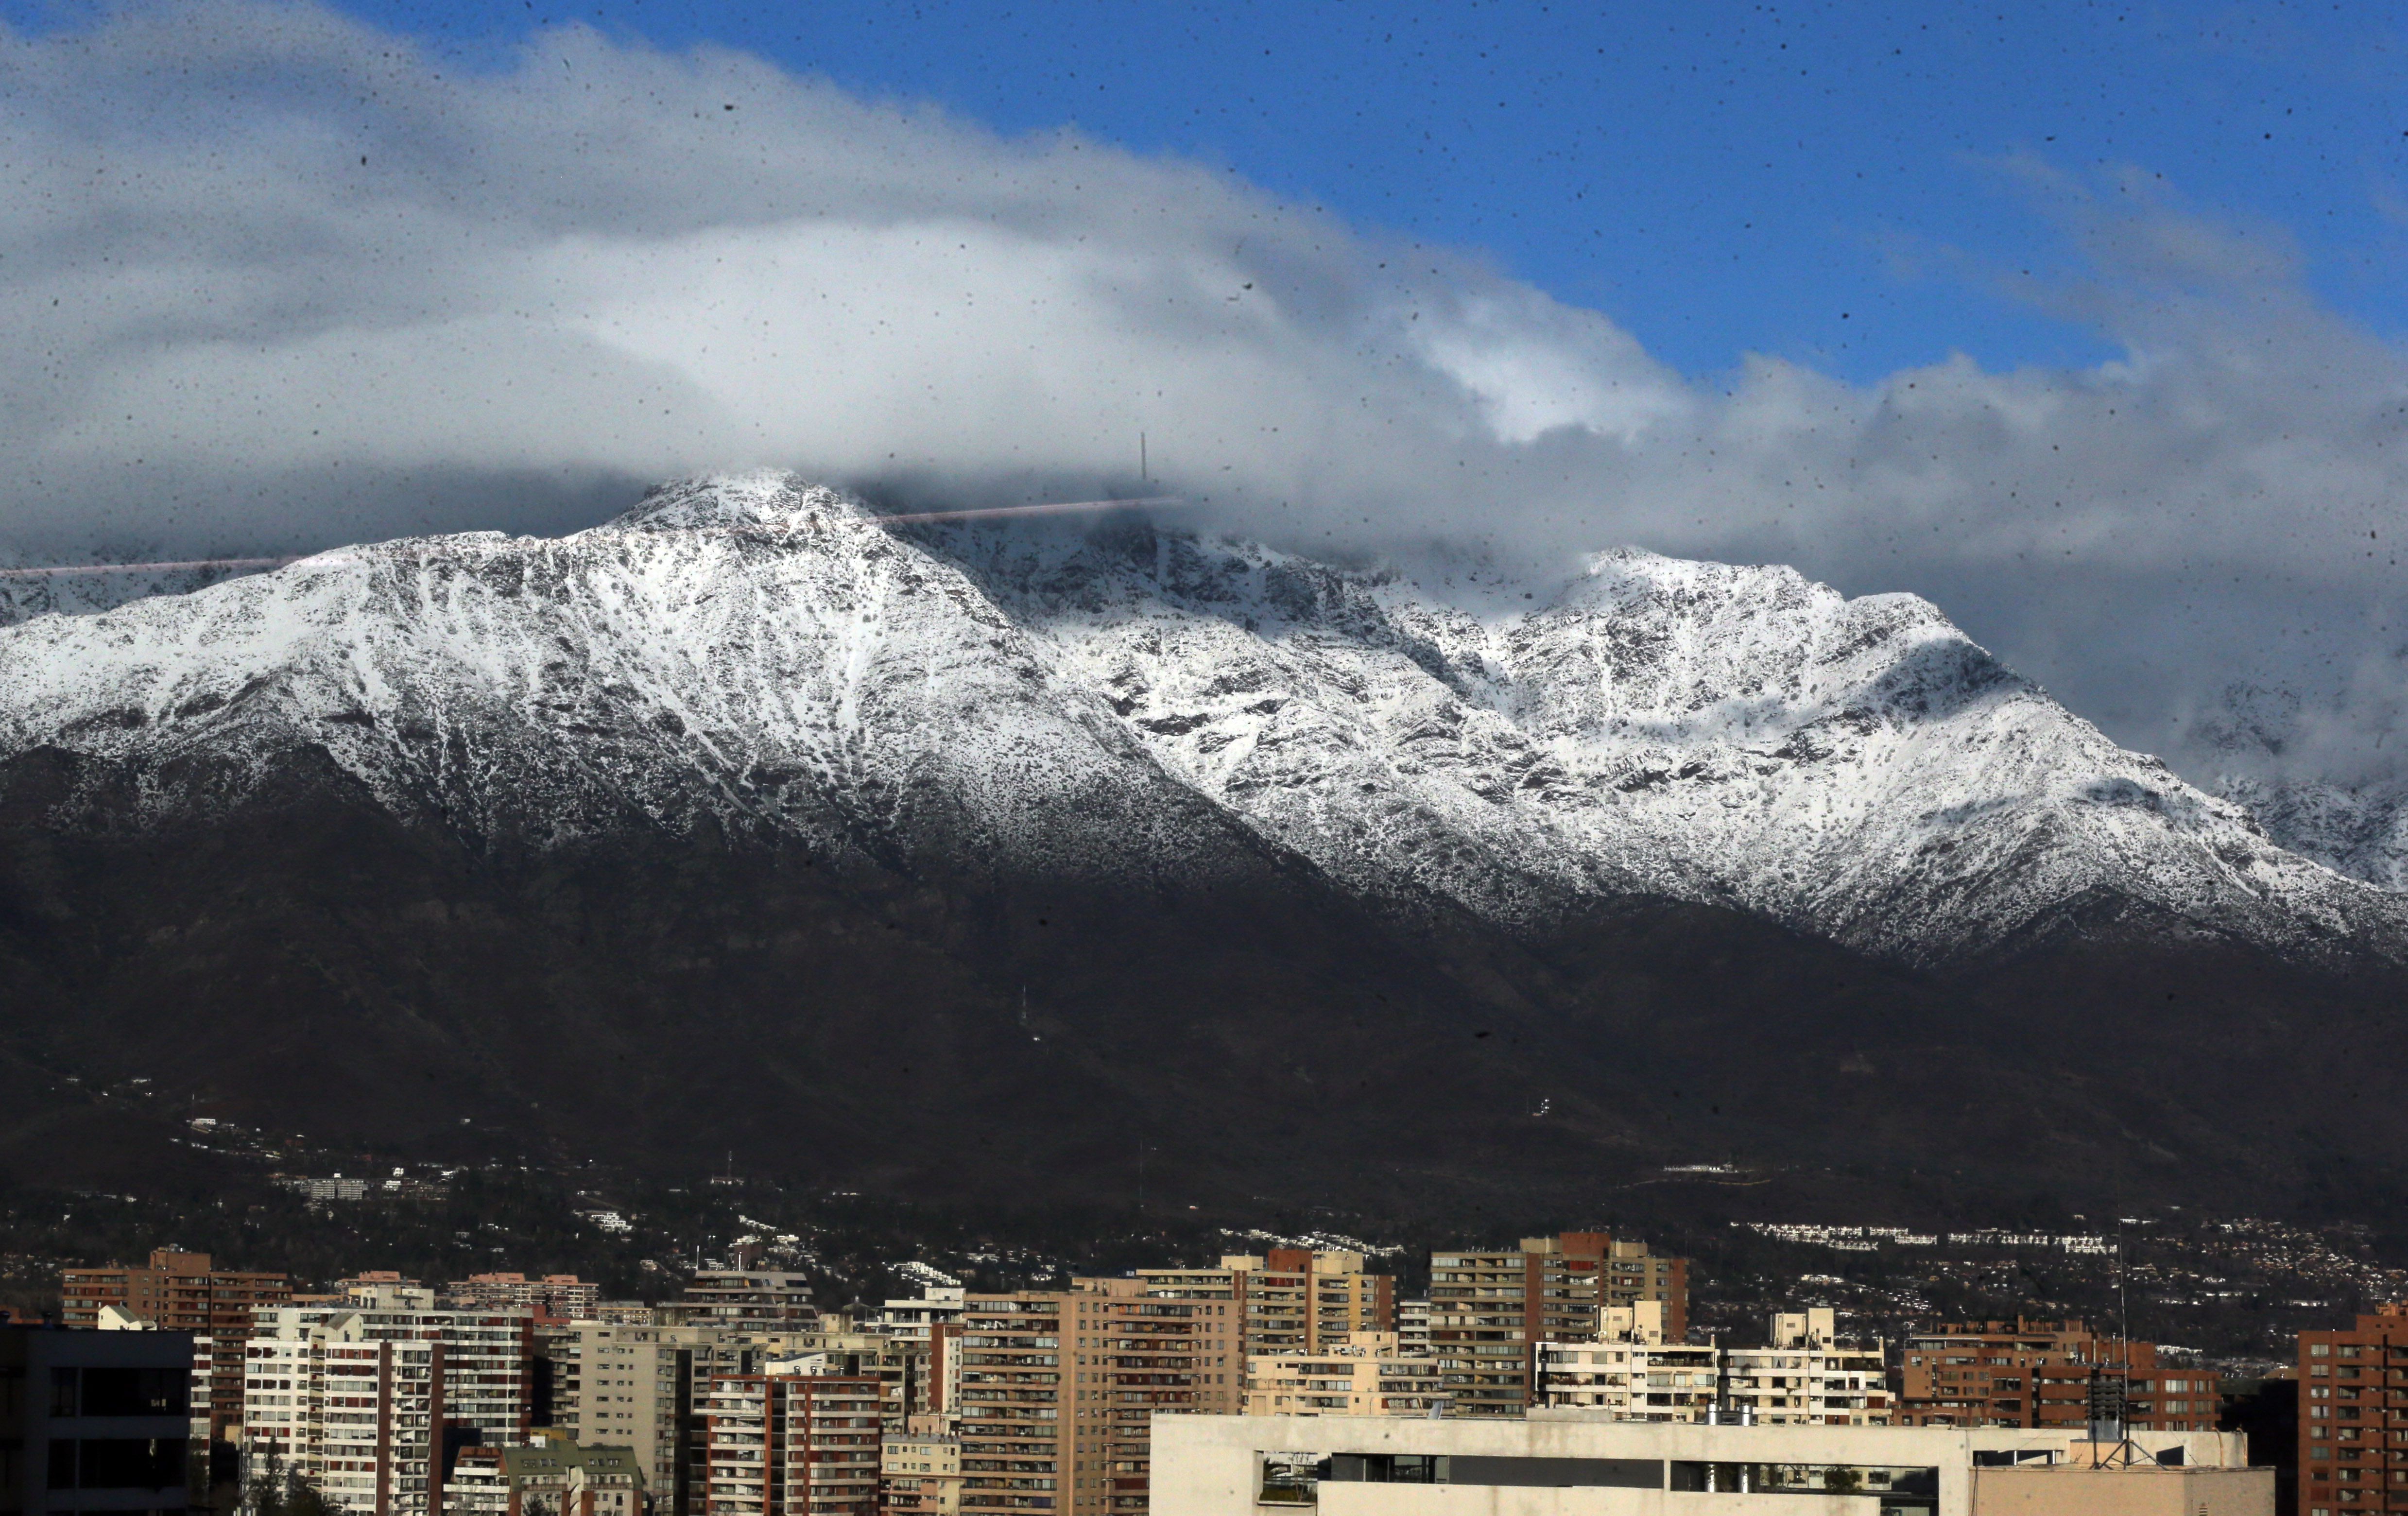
left=1, top=472, right=2405, bottom=1216
left=2187, top=683, right=2408, bottom=893
left=0, top=472, right=2393, bottom=966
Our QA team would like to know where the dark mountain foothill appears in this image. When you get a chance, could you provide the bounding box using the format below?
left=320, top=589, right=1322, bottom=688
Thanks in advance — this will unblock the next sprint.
left=0, top=474, right=2403, bottom=1227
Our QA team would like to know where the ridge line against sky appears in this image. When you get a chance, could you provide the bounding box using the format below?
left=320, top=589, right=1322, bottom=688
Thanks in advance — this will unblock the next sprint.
left=1, top=0, right=2406, bottom=810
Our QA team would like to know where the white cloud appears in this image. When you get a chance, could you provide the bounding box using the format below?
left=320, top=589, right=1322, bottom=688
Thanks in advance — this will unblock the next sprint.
left=4, top=0, right=2408, bottom=800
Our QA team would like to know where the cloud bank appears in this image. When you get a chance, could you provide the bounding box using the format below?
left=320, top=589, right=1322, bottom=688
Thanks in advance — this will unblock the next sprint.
left=4, top=1, right=2407, bottom=804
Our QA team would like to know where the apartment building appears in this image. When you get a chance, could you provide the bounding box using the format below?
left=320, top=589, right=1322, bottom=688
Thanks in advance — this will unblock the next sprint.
left=1242, top=1332, right=1447, bottom=1417
left=881, top=1418, right=962, bottom=1515
left=668, top=1273, right=817, bottom=1331
left=241, top=1291, right=533, bottom=1516
left=1898, top=1317, right=2159, bottom=1428
left=2298, top=1302, right=2408, bottom=1516
left=447, top=1275, right=602, bottom=1320
left=1538, top=1306, right=1890, bottom=1425
left=1426, top=1234, right=1692, bottom=1416
left=450, top=1438, right=646, bottom=1516
left=2029, top=1360, right=2223, bottom=1434
left=700, top=1370, right=881, bottom=1516
left=1072, top=1277, right=1244, bottom=1513
left=542, top=1322, right=702, bottom=1511
left=59, top=1250, right=291, bottom=1439
left=953, top=1277, right=1246, bottom=1516
left=953, top=1293, right=1069, bottom=1516
left=763, top=1330, right=951, bottom=1430
left=535, top=1294, right=961, bottom=1516
left=1396, top=1299, right=1431, bottom=1357
left=1135, top=1251, right=1395, bottom=1359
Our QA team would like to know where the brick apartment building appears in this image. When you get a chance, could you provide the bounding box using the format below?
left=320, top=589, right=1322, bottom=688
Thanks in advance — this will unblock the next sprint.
left=1426, top=1233, right=1691, bottom=1415
left=1897, top=1317, right=2220, bottom=1433
left=2300, top=1303, right=2408, bottom=1516
left=59, top=1249, right=290, bottom=1439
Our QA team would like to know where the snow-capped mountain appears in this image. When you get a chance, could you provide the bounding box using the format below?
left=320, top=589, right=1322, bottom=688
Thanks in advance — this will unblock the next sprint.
left=0, top=472, right=2398, bottom=966
left=2188, top=683, right=2408, bottom=892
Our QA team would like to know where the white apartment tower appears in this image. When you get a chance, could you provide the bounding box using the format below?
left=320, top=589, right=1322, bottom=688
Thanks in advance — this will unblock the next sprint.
left=242, top=1290, right=533, bottom=1516
left=1537, top=1305, right=1891, bottom=1425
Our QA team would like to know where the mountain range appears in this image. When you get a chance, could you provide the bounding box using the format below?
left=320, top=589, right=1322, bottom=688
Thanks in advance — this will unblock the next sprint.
left=2, top=473, right=2404, bottom=1223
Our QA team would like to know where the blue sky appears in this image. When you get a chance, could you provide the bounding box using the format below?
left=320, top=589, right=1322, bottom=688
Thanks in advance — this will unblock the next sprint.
left=7, top=0, right=2408, bottom=782
left=134, top=0, right=2408, bottom=383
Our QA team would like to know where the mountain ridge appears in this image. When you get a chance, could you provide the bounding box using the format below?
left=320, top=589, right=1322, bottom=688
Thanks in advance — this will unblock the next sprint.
left=0, top=471, right=2395, bottom=967
left=2, top=473, right=2406, bottom=1218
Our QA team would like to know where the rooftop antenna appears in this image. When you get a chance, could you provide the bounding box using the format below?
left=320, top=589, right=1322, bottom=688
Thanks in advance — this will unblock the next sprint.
left=1140, top=432, right=1149, bottom=482
left=2087, top=1217, right=2150, bottom=1468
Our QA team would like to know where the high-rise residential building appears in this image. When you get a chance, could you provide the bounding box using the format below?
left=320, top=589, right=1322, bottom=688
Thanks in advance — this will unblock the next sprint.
left=957, top=1277, right=1245, bottom=1516
left=1896, top=1317, right=2154, bottom=1428
left=1425, top=1234, right=1691, bottom=1416
left=1538, top=1305, right=1890, bottom=1425
left=2299, top=1303, right=2408, bottom=1516
left=1395, top=1299, right=1431, bottom=1357
left=1135, top=1251, right=1395, bottom=1359
left=700, top=1370, right=881, bottom=1516
left=668, top=1273, right=817, bottom=1331
left=538, top=1306, right=962, bottom=1516
left=1070, top=1277, right=1243, bottom=1513
left=447, top=1275, right=602, bottom=1320
left=241, top=1290, right=534, bottom=1516
left=541, top=1323, right=704, bottom=1511
left=1242, top=1332, right=1447, bottom=1417
left=541, top=1322, right=852, bottom=1516
left=59, top=1249, right=291, bottom=1440
left=954, top=1292, right=1068, bottom=1516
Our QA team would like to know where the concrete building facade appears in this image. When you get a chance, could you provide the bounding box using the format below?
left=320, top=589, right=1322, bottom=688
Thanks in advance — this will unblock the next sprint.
left=1148, top=1413, right=2271, bottom=1516
left=955, top=1293, right=1069, bottom=1516
left=881, top=1419, right=962, bottom=1516
left=1427, top=1235, right=1691, bottom=1417
left=446, top=1276, right=602, bottom=1321
left=700, top=1371, right=880, bottom=1516
left=1242, top=1333, right=1447, bottom=1418
left=1539, top=1307, right=1889, bottom=1426
left=1135, top=1253, right=1395, bottom=1361
left=241, top=1293, right=533, bottom=1516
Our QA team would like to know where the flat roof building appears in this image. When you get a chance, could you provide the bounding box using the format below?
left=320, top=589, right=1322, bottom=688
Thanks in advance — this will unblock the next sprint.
left=1149, top=1413, right=2272, bottom=1516
left=0, top=1324, right=195, bottom=1516
left=1243, top=1333, right=1446, bottom=1419
left=1540, top=1305, right=1891, bottom=1426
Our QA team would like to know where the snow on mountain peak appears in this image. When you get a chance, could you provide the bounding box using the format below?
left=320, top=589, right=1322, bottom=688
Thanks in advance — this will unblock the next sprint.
left=597, top=471, right=858, bottom=535
left=0, top=470, right=2396, bottom=965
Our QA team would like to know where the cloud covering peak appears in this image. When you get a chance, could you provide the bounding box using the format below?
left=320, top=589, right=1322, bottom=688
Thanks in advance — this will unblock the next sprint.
left=5, top=0, right=2407, bottom=813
